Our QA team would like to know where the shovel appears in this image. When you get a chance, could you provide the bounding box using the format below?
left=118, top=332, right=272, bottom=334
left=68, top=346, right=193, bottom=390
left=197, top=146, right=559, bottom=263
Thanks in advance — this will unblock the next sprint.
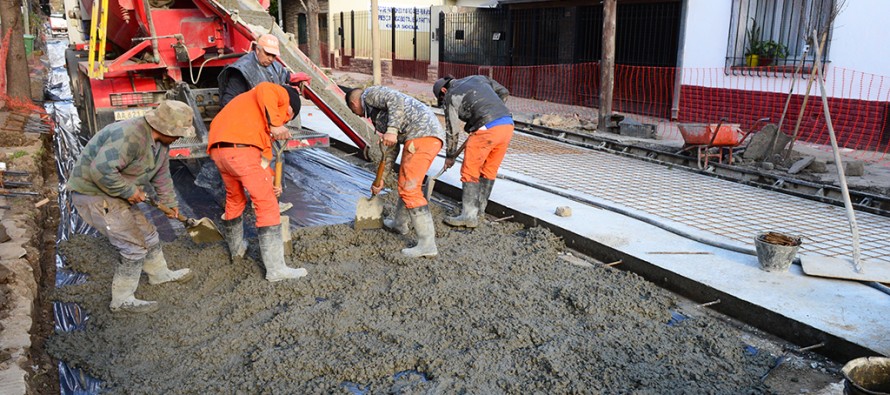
left=355, top=145, right=389, bottom=230
left=273, top=140, right=292, bottom=244
left=148, top=199, right=223, bottom=244
left=425, top=138, right=468, bottom=200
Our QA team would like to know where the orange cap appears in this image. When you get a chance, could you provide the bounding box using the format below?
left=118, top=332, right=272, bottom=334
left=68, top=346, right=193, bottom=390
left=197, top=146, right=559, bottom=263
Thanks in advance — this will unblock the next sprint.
left=257, top=34, right=280, bottom=56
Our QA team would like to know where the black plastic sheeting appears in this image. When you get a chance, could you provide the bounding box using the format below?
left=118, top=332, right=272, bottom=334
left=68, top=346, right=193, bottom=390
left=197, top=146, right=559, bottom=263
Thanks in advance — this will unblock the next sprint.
left=44, top=37, right=105, bottom=394
left=43, top=34, right=377, bottom=392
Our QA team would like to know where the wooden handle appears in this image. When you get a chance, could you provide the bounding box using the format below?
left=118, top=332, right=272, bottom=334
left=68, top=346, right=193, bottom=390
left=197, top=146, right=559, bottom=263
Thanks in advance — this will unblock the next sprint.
left=371, top=152, right=387, bottom=194
left=274, top=160, right=284, bottom=188
left=151, top=199, right=187, bottom=222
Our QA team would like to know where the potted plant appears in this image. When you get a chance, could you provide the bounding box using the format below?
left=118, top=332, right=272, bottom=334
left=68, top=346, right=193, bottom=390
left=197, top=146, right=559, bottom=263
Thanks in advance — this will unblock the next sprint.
left=745, top=19, right=763, bottom=67
left=757, top=40, right=789, bottom=66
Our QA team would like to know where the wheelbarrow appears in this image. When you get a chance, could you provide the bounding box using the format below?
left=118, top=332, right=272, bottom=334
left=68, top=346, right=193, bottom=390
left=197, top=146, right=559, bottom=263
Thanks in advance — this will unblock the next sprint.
left=676, top=119, right=767, bottom=169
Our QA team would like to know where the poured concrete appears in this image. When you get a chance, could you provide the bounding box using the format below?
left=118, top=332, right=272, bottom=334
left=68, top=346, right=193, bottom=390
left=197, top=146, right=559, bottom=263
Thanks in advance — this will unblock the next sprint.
left=303, top=105, right=890, bottom=360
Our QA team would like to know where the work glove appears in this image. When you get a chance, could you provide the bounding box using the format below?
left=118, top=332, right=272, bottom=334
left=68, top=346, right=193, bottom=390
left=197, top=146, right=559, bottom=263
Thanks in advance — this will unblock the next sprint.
left=289, top=72, right=311, bottom=88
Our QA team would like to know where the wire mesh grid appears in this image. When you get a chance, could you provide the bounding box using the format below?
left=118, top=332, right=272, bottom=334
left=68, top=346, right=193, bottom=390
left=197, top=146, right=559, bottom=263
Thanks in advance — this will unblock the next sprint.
left=502, top=133, right=890, bottom=264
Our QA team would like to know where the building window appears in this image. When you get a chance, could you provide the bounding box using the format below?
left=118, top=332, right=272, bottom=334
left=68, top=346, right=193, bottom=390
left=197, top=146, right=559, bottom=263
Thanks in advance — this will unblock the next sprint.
left=726, top=0, right=835, bottom=76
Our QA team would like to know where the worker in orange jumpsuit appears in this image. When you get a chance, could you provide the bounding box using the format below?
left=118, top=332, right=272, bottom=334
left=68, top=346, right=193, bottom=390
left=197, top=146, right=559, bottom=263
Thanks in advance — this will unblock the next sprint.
left=433, top=75, right=514, bottom=228
left=207, top=82, right=307, bottom=282
left=346, top=86, right=445, bottom=258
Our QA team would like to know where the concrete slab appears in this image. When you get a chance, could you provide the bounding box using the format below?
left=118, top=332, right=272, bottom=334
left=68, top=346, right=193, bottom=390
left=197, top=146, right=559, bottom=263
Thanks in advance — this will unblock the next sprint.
left=302, top=105, right=890, bottom=359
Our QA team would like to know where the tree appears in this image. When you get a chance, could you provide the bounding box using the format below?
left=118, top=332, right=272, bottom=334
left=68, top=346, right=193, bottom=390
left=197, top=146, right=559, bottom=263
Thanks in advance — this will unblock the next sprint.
left=0, top=0, right=31, bottom=99
left=298, top=0, right=322, bottom=66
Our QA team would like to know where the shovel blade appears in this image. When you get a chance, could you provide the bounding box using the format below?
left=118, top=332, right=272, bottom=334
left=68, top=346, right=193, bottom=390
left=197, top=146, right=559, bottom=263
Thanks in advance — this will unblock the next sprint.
left=424, top=177, right=436, bottom=201
left=355, top=196, right=384, bottom=230
left=186, top=217, right=224, bottom=244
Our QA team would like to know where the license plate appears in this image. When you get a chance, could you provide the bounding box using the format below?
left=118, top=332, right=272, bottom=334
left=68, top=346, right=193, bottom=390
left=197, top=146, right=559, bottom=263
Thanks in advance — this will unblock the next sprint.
left=113, top=108, right=149, bottom=121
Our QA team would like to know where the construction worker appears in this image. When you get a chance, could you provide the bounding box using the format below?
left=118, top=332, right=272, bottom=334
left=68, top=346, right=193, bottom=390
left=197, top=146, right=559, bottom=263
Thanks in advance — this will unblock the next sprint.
left=346, top=86, right=445, bottom=258
left=433, top=75, right=513, bottom=228
left=67, top=100, right=196, bottom=314
left=215, top=33, right=310, bottom=213
left=208, top=82, right=308, bottom=282
left=217, top=33, right=310, bottom=108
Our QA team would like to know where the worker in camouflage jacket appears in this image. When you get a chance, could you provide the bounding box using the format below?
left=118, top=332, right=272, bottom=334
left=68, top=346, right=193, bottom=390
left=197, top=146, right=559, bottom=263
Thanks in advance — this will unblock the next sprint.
left=433, top=75, right=513, bottom=228
left=67, top=100, right=196, bottom=314
left=346, top=86, right=445, bottom=258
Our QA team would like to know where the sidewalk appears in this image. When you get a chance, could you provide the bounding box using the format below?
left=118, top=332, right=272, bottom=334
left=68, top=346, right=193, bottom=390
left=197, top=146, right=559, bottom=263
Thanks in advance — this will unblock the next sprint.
left=315, top=71, right=890, bottom=359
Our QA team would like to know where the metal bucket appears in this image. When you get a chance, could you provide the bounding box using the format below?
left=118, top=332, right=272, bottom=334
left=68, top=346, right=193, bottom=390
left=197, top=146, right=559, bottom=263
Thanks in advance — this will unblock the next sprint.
left=843, top=357, right=890, bottom=395
left=754, top=232, right=801, bottom=272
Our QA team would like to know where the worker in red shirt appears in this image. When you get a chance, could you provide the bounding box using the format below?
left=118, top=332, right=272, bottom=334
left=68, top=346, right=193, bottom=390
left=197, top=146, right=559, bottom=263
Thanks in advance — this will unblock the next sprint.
left=207, top=82, right=307, bottom=282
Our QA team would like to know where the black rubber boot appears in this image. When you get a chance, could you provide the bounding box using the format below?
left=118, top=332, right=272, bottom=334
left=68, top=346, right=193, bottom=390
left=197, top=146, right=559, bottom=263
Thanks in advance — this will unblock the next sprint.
left=402, top=205, right=438, bottom=258
left=258, top=224, right=308, bottom=282
left=444, top=181, right=480, bottom=228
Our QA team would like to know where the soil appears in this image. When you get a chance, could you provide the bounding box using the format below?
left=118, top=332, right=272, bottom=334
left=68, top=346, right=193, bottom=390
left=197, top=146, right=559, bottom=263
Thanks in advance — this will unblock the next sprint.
left=46, top=213, right=788, bottom=394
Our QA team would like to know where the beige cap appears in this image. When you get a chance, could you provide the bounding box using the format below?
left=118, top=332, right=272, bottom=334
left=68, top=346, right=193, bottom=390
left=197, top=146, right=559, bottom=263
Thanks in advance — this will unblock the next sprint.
left=257, top=34, right=281, bottom=56
left=144, top=100, right=195, bottom=138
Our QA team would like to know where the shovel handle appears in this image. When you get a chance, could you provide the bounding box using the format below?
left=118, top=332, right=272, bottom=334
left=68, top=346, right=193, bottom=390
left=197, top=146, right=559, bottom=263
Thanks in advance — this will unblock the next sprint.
left=372, top=151, right=387, bottom=195
left=147, top=199, right=188, bottom=223
left=274, top=160, right=284, bottom=188
left=274, top=140, right=287, bottom=188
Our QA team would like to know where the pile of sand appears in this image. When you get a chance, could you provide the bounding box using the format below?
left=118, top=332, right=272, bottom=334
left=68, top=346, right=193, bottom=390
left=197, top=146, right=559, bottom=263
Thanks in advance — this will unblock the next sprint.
left=49, top=216, right=772, bottom=393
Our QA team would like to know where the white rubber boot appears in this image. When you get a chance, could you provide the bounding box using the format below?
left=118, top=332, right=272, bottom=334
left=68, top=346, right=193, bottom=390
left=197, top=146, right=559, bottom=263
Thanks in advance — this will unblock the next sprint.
left=220, top=214, right=248, bottom=260
left=143, top=244, right=194, bottom=285
left=444, top=182, right=480, bottom=228
left=258, top=224, right=308, bottom=282
left=402, top=205, right=438, bottom=258
left=110, top=256, right=158, bottom=314
left=383, top=199, right=410, bottom=235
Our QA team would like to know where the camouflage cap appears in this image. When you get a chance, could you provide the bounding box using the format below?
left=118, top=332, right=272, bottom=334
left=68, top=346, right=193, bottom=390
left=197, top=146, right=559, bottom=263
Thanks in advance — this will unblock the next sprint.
left=144, top=100, right=195, bottom=138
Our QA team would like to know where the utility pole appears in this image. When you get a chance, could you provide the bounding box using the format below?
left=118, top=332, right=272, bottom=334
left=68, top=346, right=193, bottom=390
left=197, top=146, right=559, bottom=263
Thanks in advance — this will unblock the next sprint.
left=598, top=0, right=616, bottom=132
left=371, top=0, right=381, bottom=85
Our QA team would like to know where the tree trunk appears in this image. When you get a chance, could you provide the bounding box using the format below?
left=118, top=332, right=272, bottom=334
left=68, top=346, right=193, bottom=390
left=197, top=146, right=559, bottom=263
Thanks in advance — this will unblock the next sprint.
left=0, top=0, right=32, bottom=99
left=306, top=0, right=322, bottom=66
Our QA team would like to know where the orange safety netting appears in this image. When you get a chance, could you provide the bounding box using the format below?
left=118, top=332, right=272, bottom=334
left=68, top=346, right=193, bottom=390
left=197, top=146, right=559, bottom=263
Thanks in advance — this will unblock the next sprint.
left=1, top=27, right=56, bottom=132
left=440, top=61, right=890, bottom=161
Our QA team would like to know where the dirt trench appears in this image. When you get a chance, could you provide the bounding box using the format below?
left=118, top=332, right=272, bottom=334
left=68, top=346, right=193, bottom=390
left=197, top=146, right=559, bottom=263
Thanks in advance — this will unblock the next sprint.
left=47, top=206, right=779, bottom=394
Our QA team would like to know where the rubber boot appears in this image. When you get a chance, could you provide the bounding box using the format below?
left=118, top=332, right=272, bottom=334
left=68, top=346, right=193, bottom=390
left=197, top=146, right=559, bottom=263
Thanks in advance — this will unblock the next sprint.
left=143, top=244, right=194, bottom=285
left=220, top=215, right=248, bottom=260
left=110, top=256, right=158, bottom=314
left=402, top=205, right=438, bottom=258
left=478, top=177, right=496, bottom=220
left=383, top=199, right=410, bottom=235
left=258, top=224, right=308, bottom=282
left=444, top=182, right=481, bottom=228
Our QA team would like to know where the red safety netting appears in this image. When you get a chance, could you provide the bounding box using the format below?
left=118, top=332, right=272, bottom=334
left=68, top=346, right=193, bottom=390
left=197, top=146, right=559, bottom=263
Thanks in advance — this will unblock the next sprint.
left=438, top=61, right=890, bottom=160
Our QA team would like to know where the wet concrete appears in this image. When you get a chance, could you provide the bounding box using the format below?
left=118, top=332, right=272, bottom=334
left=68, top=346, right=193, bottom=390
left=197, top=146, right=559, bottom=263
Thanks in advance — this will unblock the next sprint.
left=48, top=215, right=775, bottom=393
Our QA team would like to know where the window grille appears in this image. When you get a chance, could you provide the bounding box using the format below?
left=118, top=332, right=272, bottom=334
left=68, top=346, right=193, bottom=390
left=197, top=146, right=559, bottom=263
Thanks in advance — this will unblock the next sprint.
left=725, top=0, right=835, bottom=77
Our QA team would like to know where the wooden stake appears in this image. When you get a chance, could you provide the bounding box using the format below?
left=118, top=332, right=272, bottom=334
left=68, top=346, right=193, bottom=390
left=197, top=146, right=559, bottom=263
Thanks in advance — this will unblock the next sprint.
left=810, top=29, right=862, bottom=273
left=598, top=0, right=617, bottom=132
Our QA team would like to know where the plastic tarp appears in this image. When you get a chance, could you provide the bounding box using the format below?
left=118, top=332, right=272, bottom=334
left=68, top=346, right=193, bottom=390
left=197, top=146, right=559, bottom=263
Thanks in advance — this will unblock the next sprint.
left=44, top=32, right=377, bottom=391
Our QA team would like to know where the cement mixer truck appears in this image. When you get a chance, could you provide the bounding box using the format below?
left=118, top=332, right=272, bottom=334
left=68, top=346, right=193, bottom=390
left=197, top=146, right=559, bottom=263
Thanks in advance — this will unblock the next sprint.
left=63, top=0, right=380, bottom=160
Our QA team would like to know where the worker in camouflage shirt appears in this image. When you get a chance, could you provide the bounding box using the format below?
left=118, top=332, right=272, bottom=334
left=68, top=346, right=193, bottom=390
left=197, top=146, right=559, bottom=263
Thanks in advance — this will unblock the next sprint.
left=346, top=86, right=445, bottom=258
left=67, top=100, right=196, bottom=314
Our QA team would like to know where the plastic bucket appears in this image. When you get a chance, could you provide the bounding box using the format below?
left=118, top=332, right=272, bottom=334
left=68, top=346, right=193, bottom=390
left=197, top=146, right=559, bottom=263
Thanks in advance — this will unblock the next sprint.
left=24, top=34, right=35, bottom=57
left=754, top=232, right=801, bottom=272
left=842, top=357, right=890, bottom=395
